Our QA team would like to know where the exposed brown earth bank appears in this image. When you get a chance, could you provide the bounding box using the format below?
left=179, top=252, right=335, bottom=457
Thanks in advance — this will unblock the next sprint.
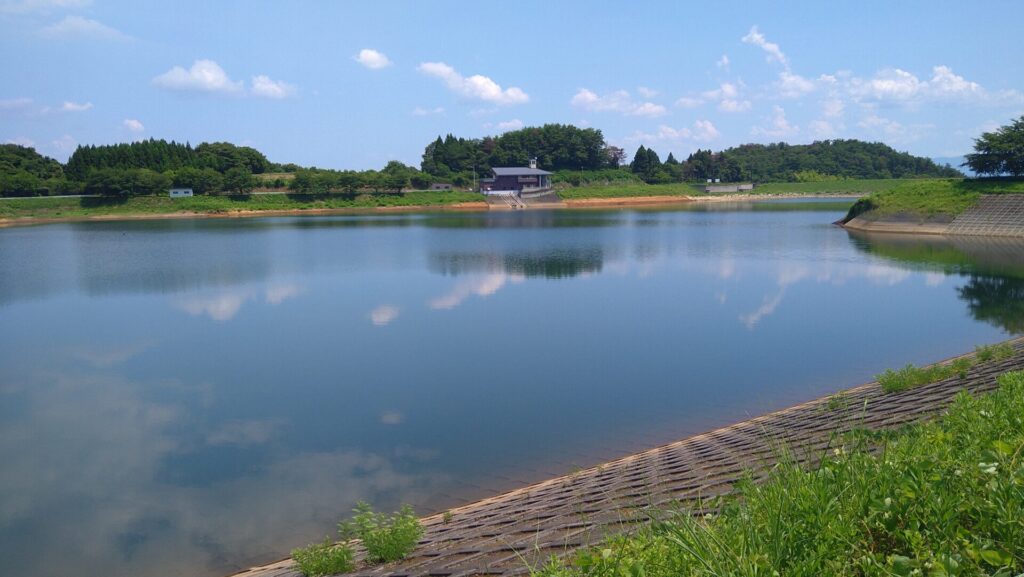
left=233, top=338, right=1024, bottom=577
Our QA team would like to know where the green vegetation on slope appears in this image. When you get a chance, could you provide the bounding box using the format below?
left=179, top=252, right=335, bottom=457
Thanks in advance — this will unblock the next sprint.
left=536, top=369, right=1024, bottom=577
left=876, top=343, right=1014, bottom=393
left=0, top=190, right=482, bottom=220
left=556, top=183, right=702, bottom=199
left=844, top=178, right=1024, bottom=221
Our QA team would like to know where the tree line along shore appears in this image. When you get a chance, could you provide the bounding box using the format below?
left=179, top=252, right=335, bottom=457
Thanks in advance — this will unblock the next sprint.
left=2, top=118, right=1022, bottom=223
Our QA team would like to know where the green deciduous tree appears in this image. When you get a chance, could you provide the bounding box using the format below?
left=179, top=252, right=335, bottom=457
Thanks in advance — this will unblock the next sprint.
left=965, top=116, right=1024, bottom=177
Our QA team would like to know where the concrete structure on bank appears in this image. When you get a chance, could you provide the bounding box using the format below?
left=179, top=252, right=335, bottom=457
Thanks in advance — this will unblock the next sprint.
left=480, top=159, right=553, bottom=197
left=705, top=183, right=754, bottom=193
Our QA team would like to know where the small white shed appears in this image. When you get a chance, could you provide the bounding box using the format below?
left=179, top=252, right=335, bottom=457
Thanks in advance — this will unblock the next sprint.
left=169, top=188, right=194, bottom=198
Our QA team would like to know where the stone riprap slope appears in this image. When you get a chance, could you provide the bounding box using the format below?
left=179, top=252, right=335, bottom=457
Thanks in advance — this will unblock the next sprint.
left=234, top=338, right=1024, bottom=577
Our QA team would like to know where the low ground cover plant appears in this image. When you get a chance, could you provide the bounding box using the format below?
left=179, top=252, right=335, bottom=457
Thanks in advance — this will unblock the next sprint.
left=536, top=370, right=1024, bottom=577
left=339, top=502, right=424, bottom=564
left=292, top=503, right=423, bottom=576
left=291, top=538, right=354, bottom=577
left=877, top=342, right=1016, bottom=393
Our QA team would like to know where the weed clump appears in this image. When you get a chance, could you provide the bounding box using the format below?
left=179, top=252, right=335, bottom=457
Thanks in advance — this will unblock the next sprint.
left=339, top=502, right=423, bottom=564
left=877, top=342, right=1016, bottom=393
left=291, top=538, right=355, bottom=577
left=975, top=342, right=1014, bottom=362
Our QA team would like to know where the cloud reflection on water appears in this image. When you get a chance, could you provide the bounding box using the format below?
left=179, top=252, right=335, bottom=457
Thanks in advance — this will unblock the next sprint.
left=175, top=283, right=304, bottom=321
left=0, top=365, right=450, bottom=577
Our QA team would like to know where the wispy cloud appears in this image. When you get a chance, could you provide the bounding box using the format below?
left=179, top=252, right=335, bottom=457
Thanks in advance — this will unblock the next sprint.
left=353, top=48, right=392, bottom=70
left=5, top=136, right=35, bottom=147
left=751, top=105, right=799, bottom=138
left=0, top=97, right=33, bottom=110
left=418, top=62, right=529, bottom=105
left=570, top=88, right=666, bottom=117
left=122, top=118, right=144, bottom=132
left=624, top=120, right=720, bottom=146
left=741, top=25, right=788, bottom=67
left=411, top=106, right=444, bottom=116
left=0, top=0, right=89, bottom=14
left=40, top=15, right=130, bottom=41
left=251, top=74, right=296, bottom=99
left=61, top=100, right=92, bottom=112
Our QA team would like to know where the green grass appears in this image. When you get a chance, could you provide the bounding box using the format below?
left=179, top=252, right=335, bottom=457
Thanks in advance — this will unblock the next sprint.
left=556, top=183, right=703, bottom=199
left=535, top=370, right=1024, bottom=577
left=752, top=178, right=930, bottom=195
left=0, top=190, right=484, bottom=220
left=558, top=179, right=927, bottom=200
left=291, top=538, right=355, bottom=577
left=877, top=343, right=1016, bottom=393
left=338, top=502, right=423, bottom=564
left=845, top=178, right=1024, bottom=221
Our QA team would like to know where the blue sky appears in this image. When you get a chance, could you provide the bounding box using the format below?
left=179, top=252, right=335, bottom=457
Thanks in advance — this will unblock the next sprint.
left=2, top=0, right=1023, bottom=169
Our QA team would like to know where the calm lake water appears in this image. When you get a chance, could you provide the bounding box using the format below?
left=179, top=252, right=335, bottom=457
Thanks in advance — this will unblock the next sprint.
left=1, top=199, right=1022, bottom=577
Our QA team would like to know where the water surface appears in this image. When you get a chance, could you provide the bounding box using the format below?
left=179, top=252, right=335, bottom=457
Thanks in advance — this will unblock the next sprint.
left=1, top=200, right=1021, bottom=577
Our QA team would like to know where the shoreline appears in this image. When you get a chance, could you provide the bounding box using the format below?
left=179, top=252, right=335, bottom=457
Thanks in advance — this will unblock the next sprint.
left=0, top=193, right=862, bottom=227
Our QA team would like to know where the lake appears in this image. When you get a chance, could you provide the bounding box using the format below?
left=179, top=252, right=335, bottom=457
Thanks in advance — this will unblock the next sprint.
left=1, top=199, right=1021, bottom=577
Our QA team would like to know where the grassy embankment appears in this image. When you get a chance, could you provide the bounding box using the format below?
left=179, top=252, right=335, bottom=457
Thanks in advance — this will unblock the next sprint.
left=557, top=178, right=922, bottom=200
left=845, top=178, right=1024, bottom=222
left=1, top=178, right=999, bottom=221
left=0, top=190, right=483, bottom=221
left=536, top=368, right=1024, bottom=577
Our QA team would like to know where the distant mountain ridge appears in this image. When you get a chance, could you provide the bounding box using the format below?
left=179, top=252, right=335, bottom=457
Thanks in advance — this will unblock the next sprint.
left=932, top=156, right=974, bottom=176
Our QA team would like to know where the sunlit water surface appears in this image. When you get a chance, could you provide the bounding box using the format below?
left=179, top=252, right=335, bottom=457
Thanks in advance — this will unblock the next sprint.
left=1, top=199, right=1022, bottom=576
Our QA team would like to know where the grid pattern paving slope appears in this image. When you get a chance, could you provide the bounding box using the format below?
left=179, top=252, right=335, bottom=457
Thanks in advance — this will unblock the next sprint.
left=947, top=195, right=1024, bottom=237
left=234, top=339, right=1024, bottom=577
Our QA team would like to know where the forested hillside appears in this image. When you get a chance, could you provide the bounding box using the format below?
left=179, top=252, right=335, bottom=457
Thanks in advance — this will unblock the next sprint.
left=0, top=127, right=964, bottom=197
left=722, top=140, right=962, bottom=181
left=420, top=124, right=624, bottom=179
left=0, top=145, right=66, bottom=196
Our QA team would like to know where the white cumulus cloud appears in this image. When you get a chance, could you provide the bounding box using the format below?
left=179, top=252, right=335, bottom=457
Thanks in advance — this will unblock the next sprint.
left=40, top=15, right=130, bottom=41
left=776, top=71, right=816, bottom=98
left=153, top=59, right=243, bottom=94
left=353, top=48, right=392, bottom=69
left=927, top=65, right=983, bottom=99
left=716, top=54, right=730, bottom=69
left=122, top=118, right=144, bottom=132
left=850, top=68, right=922, bottom=101
left=418, top=62, right=528, bottom=105
left=251, top=74, right=296, bottom=99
